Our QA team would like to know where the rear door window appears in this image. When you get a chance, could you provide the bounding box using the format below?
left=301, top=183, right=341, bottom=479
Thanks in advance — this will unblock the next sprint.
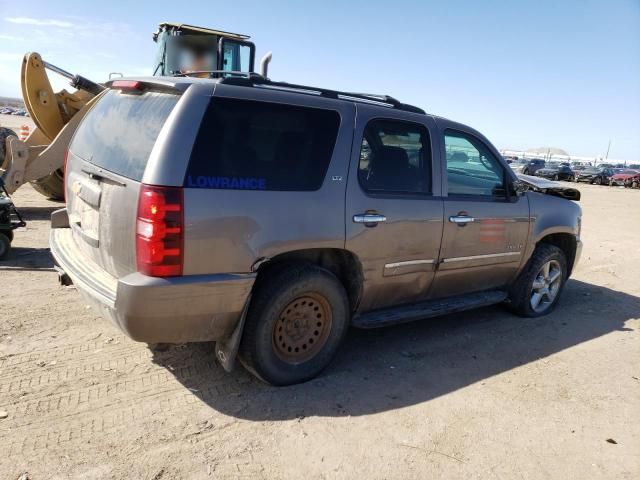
left=70, top=90, right=180, bottom=181
left=186, top=98, right=340, bottom=191
left=357, top=119, right=432, bottom=194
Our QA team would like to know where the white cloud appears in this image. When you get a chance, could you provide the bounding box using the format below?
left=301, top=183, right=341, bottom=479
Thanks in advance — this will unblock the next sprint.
left=0, top=34, right=24, bottom=41
left=4, top=17, right=74, bottom=28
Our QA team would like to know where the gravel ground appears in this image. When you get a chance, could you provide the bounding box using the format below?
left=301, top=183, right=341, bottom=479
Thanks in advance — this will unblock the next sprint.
left=0, top=113, right=33, bottom=135
left=0, top=181, right=638, bottom=480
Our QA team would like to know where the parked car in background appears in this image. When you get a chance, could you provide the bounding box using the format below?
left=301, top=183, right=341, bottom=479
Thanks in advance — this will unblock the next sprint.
left=609, top=169, right=639, bottom=186
left=535, top=164, right=575, bottom=181
left=623, top=172, right=640, bottom=189
left=511, top=158, right=545, bottom=175
left=574, top=166, right=615, bottom=185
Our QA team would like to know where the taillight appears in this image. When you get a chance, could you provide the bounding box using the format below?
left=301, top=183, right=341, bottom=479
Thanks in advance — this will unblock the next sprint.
left=136, top=184, right=184, bottom=277
left=63, top=149, right=69, bottom=202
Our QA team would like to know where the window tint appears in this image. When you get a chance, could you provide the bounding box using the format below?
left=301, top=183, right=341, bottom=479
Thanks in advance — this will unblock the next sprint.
left=70, top=90, right=179, bottom=181
left=445, top=130, right=505, bottom=196
left=358, top=119, right=431, bottom=194
left=186, top=98, right=340, bottom=191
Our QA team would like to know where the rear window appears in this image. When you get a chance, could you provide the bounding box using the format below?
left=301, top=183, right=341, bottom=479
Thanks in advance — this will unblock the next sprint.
left=186, top=98, right=340, bottom=191
left=70, top=89, right=180, bottom=181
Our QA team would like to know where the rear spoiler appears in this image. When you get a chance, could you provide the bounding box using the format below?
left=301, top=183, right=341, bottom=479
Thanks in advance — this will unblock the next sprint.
left=516, top=174, right=581, bottom=201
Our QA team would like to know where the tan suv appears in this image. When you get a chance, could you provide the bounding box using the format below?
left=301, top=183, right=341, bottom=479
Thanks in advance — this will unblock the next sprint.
left=50, top=75, right=583, bottom=385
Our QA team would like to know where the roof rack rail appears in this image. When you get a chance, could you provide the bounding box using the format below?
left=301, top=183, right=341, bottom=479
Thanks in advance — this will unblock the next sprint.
left=174, top=70, right=265, bottom=79
left=219, top=76, right=425, bottom=114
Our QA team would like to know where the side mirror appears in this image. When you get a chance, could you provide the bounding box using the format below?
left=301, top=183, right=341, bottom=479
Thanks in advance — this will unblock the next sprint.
left=511, top=180, right=529, bottom=196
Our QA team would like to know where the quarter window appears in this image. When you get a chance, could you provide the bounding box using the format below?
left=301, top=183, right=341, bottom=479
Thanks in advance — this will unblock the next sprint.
left=445, top=130, right=505, bottom=197
left=358, top=119, right=432, bottom=194
left=186, top=98, right=340, bottom=191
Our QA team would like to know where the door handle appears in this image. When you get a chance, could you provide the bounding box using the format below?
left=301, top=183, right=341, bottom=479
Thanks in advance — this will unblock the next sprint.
left=353, top=213, right=387, bottom=224
left=449, top=215, right=475, bottom=225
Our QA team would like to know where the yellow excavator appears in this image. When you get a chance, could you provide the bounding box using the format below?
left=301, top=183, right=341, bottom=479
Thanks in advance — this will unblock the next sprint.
left=0, top=22, right=265, bottom=200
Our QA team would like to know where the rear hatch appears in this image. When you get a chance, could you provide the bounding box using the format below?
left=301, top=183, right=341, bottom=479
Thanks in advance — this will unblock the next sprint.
left=65, top=85, right=181, bottom=278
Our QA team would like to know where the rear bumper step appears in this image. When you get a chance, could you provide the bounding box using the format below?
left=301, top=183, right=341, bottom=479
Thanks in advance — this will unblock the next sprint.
left=352, top=290, right=508, bottom=329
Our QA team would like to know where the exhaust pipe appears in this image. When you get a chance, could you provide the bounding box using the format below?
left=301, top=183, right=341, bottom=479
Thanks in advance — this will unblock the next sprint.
left=260, top=52, right=272, bottom=78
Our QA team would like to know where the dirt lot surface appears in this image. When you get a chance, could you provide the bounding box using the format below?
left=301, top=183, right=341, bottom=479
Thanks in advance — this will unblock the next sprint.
left=0, top=113, right=33, bottom=134
left=1, top=182, right=638, bottom=479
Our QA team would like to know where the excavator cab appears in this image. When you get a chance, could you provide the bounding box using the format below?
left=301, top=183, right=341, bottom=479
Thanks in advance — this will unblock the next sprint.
left=152, top=23, right=255, bottom=77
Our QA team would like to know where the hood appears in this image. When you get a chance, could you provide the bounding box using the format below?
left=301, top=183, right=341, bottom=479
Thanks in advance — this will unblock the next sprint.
left=516, top=174, right=581, bottom=201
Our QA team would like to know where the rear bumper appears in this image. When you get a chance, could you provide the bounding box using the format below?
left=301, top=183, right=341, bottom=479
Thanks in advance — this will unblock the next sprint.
left=50, top=227, right=255, bottom=343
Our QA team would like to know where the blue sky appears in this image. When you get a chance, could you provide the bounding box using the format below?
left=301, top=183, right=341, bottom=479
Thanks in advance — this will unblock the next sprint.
left=0, top=0, right=638, bottom=160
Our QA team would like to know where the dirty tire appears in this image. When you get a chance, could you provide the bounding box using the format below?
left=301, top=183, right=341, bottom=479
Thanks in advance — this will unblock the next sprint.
left=29, top=168, right=65, bottom=200
left=0, top=232, right=11, bottom=260
left=239, top=263, right=349, bottom=386
left=0, top=127, right=17, bottom=167
left=507, top=244, right=567, bottom=318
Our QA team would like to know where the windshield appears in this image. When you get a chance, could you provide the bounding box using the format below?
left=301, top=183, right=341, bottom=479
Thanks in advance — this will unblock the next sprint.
left=166, top=35, right=217, bottom=75
left=153, top=32, right=254, bottom=77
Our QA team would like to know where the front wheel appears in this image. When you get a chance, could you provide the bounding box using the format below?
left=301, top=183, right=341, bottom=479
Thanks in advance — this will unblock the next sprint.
left=507, top=244, right=567, bottom=317
left=239, top=263, right=350, bottom=386
left=594, top=177, right=602, bottom=185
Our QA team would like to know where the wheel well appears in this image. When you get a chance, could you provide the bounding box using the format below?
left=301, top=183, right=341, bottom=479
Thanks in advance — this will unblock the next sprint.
left=254, top=249, right=363, bottom=312
left=538, top=233, right=577, bottom=275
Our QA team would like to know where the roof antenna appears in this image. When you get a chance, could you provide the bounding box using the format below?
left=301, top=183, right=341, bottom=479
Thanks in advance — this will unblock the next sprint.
left=260, top=52, right=272, bottom=79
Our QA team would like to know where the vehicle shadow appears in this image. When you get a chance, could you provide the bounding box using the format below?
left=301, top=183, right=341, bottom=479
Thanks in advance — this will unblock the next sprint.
left=13, top=205, right=60, bottom=221
left=0, top=246, right=55, bottom=270
left=151, top=279, right=638, bottom=420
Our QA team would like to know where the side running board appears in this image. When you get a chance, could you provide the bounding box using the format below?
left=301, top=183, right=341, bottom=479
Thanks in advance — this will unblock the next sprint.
left=352, top=290, right=508, bottom=329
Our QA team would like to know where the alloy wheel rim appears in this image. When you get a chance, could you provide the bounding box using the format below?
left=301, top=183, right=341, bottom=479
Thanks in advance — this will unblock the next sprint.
left=530, top=260, right=562, bottom=313
left=273, top=293, right=332, bottom=364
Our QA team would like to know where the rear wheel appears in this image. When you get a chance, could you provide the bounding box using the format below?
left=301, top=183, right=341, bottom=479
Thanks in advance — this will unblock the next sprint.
left=507, top=244, right=567, bottom=317
left=239, top=263, right=350, bottom=385
left=633, top=180, right=639, bottom=189
left=29, top=168, right=65, bottom=200
left=0, top=232, right=11, bottom=260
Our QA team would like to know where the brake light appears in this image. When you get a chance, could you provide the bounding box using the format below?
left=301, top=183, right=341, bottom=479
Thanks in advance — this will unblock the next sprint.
left=136, top=184, right=184, bottom=277
left=112, top=80, right=142, bottom=90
